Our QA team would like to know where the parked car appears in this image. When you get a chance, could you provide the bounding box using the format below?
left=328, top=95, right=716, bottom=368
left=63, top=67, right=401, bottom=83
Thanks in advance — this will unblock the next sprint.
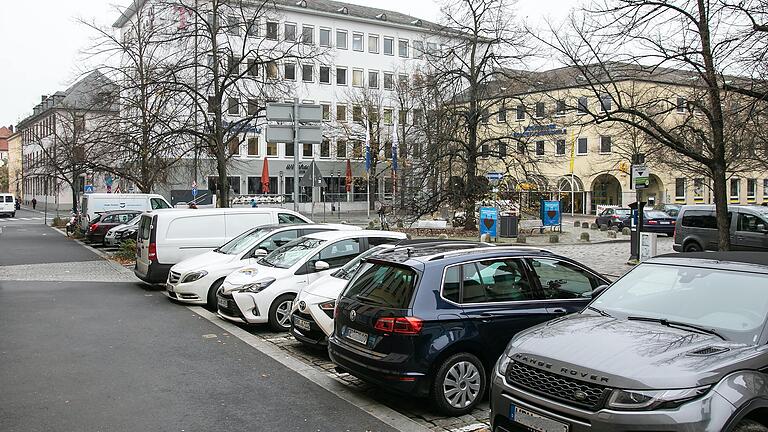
left=490, top=252, right=768, bottom=432
left=0, top=194, right=16, bottom=217
left=134, top=207, right=311, bottom=284
left=328, top=245, right=608, bottom=415
left=80, top=193, right=170, bottom=231
left=654, top=203, right=682, bottom=217
left=85, top=210, right=142, bottom=244
left=104, top=214, right=141, bottom=247
left=290, top=240, right=491, bottom=347
left=641, top=209, right=676, bottom=236
left=166, top=223, right=359, bottom=310
left=595, top=207, right=631, bottom=228
left=674, top=204, right=768, bottom=252
left=216, top=230, right=407, bottom=331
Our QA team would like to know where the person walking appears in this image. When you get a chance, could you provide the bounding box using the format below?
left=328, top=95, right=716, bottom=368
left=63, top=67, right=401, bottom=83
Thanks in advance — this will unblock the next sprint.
left=250, top=198, right=258, bottom=208
left=31, top=197, right=37, bottom=210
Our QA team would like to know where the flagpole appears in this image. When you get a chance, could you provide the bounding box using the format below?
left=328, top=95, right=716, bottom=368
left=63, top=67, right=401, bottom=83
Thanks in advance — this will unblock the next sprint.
left=570, top=131, right=576, bottom=217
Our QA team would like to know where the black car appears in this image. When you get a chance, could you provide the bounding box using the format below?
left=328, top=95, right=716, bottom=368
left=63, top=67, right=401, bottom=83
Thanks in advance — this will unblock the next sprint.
left=642, top=210, right=676, bottom=236
left=595, top=207, right=631, bottom=228
left=328, top=245, right=609, bottom=415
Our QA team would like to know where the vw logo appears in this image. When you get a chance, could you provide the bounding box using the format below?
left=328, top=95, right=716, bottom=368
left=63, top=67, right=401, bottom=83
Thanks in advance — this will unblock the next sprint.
left=349, top=310, right=357, bottom=321
left=573, top=391, right=588, bottom=401
left=298, top=301, right=306, bottom=312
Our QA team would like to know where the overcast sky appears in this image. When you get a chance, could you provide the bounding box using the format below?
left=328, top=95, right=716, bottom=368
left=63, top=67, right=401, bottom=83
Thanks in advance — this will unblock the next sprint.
left=0, top=0, right=577, bottom=126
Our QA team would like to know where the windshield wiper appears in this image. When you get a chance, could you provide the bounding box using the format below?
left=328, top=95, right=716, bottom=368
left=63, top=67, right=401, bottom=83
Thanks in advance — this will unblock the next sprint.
left=258, top=258, right=275, bottom=267
left=627, top=316, right=725, bottom=340
left=586, top=306, right=613, bottom=318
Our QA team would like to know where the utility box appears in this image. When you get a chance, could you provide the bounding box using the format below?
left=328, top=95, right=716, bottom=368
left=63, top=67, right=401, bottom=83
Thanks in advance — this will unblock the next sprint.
left=499, top=214, right=518, bottom=238
left=639, top=232, right=658, bottom=261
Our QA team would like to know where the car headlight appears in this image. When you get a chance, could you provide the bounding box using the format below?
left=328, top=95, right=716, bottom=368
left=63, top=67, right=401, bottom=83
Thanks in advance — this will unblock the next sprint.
left=181, top=271, right=208, bottom=283
left=240, top=277, right=276, bottom=293
left=496, top=353, right=512, bottom=375
left=607, top=386, right=710, bottom=410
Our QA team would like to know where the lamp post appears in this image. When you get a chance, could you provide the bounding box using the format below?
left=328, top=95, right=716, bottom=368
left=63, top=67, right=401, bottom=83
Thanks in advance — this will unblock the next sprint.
left=279, top=170, right=284, bottom=207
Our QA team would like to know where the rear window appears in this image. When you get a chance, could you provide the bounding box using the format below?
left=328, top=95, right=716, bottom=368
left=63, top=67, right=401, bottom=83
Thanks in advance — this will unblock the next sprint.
left=139, top=216, right=152, bottom=240
left=615, top=209, right=630, bottom=216
left=4, top=196, right=13, bottom=203
left=644, top=211, right=668, bottom=218
left=344, top=263, right=417, bottom=309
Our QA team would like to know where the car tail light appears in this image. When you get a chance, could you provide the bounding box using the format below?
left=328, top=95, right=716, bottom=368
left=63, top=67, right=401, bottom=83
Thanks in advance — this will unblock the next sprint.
left=89, top=223, right=99, bottom=232
left=148, top=242, right=157, bottom=262
left=334, top=304, right=339, bottom=319
left=647, top=220, right=658, bottom=225
left=611, top=215, right=620, bottom=219
left=374, top=317, right=423, bottom=335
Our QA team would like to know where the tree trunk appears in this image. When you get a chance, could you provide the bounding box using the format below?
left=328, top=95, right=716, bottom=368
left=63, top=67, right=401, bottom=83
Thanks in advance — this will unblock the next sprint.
left=216, top=153, right=229, bottom=208
left=711, top=164, right=731, bottom=251
left=71, top=171, right=79, bottom=213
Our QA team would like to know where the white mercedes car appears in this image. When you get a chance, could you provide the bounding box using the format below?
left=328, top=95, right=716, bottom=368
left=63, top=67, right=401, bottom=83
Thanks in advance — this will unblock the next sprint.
left=216, top=230, right=407, bottom=331
left=165, top=223, right=357, bottom=309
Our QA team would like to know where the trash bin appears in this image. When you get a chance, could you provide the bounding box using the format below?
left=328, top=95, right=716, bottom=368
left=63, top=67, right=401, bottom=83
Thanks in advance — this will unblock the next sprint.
left=499, top=215, right=518, bottom=238
left=639, top=232, right=658, bottom=261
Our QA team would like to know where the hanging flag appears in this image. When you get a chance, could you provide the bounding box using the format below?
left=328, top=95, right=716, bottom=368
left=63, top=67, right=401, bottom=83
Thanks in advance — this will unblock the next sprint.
left=345, top=159, right=353, bottom=192
left=391, top=119, right=399, bottom=194
left=364, top=117, right=371, bottom=176
left=261, top=157, right=270, bottom=194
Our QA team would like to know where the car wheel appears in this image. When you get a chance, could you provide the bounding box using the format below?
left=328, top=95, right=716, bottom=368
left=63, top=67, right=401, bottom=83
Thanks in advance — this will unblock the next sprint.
left=268, top=293, right=295, bottom=332
left=206, top=279, right=224, bottom=312
left=11, top=212, right=15, bottom=218
left=733, top=419, right=768, bottom=432
left=430, top=353, right=486, bottom=416
left=684, top=241, right=702, bottom=252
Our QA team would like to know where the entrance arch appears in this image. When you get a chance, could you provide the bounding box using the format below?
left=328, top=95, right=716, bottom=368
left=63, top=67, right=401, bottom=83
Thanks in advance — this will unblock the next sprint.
left=590, top=173, right=622, bottom=213
left=557, top=175, right=585, bottom=214
left=642, top=174, right=664, bottom=206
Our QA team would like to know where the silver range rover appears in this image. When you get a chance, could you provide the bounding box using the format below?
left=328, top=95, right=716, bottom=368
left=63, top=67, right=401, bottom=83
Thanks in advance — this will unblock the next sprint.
left=490, top=253, right=768, bottom=432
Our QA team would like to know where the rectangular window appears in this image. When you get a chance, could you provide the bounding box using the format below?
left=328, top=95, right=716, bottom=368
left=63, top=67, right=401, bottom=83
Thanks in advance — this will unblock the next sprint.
left=517, top=142, right=527, bottom=154
left=577, top=137, right=587, bottom=154
left=301, top=25, right=314, bottom=44
left=247, top=20, right=258, bottom=37
left=398, top=39, right=409, bottom=57
left=368, top=70, right=379, bottom=89
left=675, top=178, right=686, bottom=198
left=228, top=55, right=240, bottom=75
left=730, top=178, right=741, bottom=198
left=284, top=63, right=295, bottom=80
left=302, top=64, right=313, bottom=82
left=336, top=139, right=347, bottom=158
left=247, top=137, right=259, bottom=156
left=600, top=136, right=611, bottom=153
left=398, top=73, right=408, bottom=87
left=677, top=97, right=686, bottom=113
left=228, top=136, right=240, bottom=155
left=556, top=100, right=566, bottom=115
left=352, top=69, right=363, bottom=87
left=285, top=141, right=294, bottom=157
left=266, top=61, right=277, bottom=79
left=577, top=96, right=588, bottom=114
left=694, top=178, right=704, bottom=197
left=384, top=37, right=394, bottom=55
left=247, top=98, right=259, bottom=116
left=302, top=143, right=313, bottom=157
left=207, top=95, right=215, bottom=114
left=368, top=34, right=379, bottom=53
left=352, top=33, right=363, bottom=51
left=228, top=16, right=239, bottom=35
left=535, top=141, right=545, bottom=156
left=319, top=66, right=330, bottom=84
left=747, top=178, right=757, bottom=198
left=336, top=29, right=348, bottom=49
left=267, top=141, right=277, bottom=156
left=498, top=106, right=507, bottom=122
left=413, top=109, right=423, bottom=125
left=320, top=139, right=330, bottom=158
left=535, top=102, right=545, bottom=118
left=228, top=97, right=239, bottom=115
left=398, top=109, right=407, bottom=125
left=600, top=93, right=612, bottom=112
left=516, top=105, right=525, bottom=120
left=383, top=72, right=394, bottom=90
left=336, top=104, right=347, bottom=122
left=352, top=105, right=363, bottom=122
left=383, top=108, right=393, bottom=125
left=284, top=23, right=296, bottom=41
left=556, top=139, right=566, bottom=155
left=336, top=67, right=347, bottom=85
left=266, top=21, right=278, bottom=40
left=353, top=140, right=363, bottom=158
left=321, top=103, right=330, bottom=121
left=764, top=179, right=768, bottom=198
left=499, top=141, right=507, bottom=157
left=247, top=58, right=258, bottom=76
left=319, top=28, right=331, bottom=47
left=413, top=40, right=424, bottom=59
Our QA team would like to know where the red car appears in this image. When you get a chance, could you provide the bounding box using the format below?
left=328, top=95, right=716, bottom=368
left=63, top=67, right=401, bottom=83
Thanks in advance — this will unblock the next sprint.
left=85, top=210, right=142, bottom=245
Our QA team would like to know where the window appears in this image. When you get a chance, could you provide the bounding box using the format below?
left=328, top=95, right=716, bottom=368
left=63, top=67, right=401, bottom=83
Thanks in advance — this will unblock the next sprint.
left=228, top=136, right=240, bottom=155
left=694, top=178, right=704, bottom=198
left=247, top=58, right=259, bottom=76
left=266, top=61, right=277, bottom=79
left=228, top=55, right=240, bottom=75
left=600, top=93, right=612, bottom=111
left=676, top=97, right=686, bottom=113
left=675, top=178, right=686, bottom=198
left=284, top=63, right=296, bottom=80
left=530, top=258, right=598, bottom=299
left=352, top=105, right=363, bottom=122
left=535, top=141, right=545, bottom=156
left=228, top=97, right=239, bottom=115
left=498, top=106, right=507, bottom=122
left=352, top=33, right=363, bottom=51
left=535, top=102, right=545, bottom=118
left=352, top=69, right=363, bottom=87
left=556, top=139, right=566, bottom=155
left=228, top=16, right=240, bottom=35
left=682, top=210, right=728, bottom=229
left=398, top=73, right=408, bottom=87
left=302, top=143, right=313, bottom=157
left=345, top=263, right=417, bottom=308
left=443, top=266, right=460, bottom=302
left=730, top=178, right=741, bottom=198
left=247, top=20, right=258, bottom=37
left=319, top=28, right=331, bottom=47
left=413, top=40, right=424, bottom=59
left=301, top=25, right=314, bottom=44
left=267, top=141, right=277, bottom=156
left=353, top=141, right=363, bottom=158
left=336, top=67, right=347, bottom=85
left=284, top=23, right=296, bottom=41
left=336, top=30, right=348, bottom=49
left=247, top=98, right=259, bottom=116
left=458, top=259, right=536, bottom=303
left=247, top=137, right=259, bottom=156
left=368, top=34, right=379, bottom=53
left=320, top=139, right=330, bottom=158
left=383, top=72, right=394, bottom=90
left=266, top=21, right=278, bottom=40
left=278, top=213, right=307, bottom=224
left=413, top=109, right=424, bottom=125
left=517, top=142, right=527, bottom=154
left=577, top=96, right=588, bottom=113
left=481, top=108, right=489, bottom=124
left=556, top=100, right=566, bottom=115
left=764, top=179, right=768, bottom=198
left=737, top=213, right=767, bottom=232
left=383, top=37, right=394, bottom=55
left=368, top=70, right=379, bottom=88
left=257, top=230, right=299, bottom=253
left=398, top=109, right=407, bottom=125
left=319, top=66, right=330, bottom=84
left=600, top=136, right=611, bottom=153
left=383, top=108, right=393, bottom=125
left=150, top=198, right=170, bottom=210
left=285, top=141, right=294, bottom=157
left=336, top=139, right=347, bottom=158
left=748, top=178, right=757, bottom=198
left=302, top=64, right=313, bottom=82
left=516, top=105, right=525, bottom=120
left=398, top=39, right=409, bottom=57
left=498, top=141, right=507, bottom=157
left=321, top=103, right=330, bottom=121
left=315, top=238, right=361, bottom=269
left=207, top=95, right=216, bottom=113
left=336, top=104, right=347, bottom=122
left=577, top=137, right=587, bottom=154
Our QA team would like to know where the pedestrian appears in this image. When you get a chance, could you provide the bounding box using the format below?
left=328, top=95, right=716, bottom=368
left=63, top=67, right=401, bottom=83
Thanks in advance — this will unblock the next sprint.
left=250, top=198, right=258, bottom=208
left=31, top=197, right=37, bottom=210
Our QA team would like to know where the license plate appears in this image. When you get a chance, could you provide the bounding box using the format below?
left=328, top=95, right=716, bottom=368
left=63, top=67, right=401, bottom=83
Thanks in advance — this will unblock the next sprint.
left=660, top=221, right=670, bottom=225
left=294, top=316, right=311, bottom=332
left=217, top=297, right=228, bottom=308
left=166, top=283, right=174, bottom=292
left=510, top=404, right=569, bottom=432
left=345, top=327, right=369, bottom=346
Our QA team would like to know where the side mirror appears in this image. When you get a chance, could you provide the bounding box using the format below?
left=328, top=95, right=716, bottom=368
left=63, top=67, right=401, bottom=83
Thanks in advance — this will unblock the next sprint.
left=583, top=284, right=610, bottom=299
left=758, top=224, right=767, bottom=233
left=314, top=260, right=330, bottom=271
left=252, top=249, right=268, bottom=258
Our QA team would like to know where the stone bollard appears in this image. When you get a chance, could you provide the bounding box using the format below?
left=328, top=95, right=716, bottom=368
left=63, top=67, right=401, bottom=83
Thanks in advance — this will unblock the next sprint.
left=609, top=225, right=619, bottom=232
left=607, top=230, right=617, bottom=239
left=581, top=222, right=590, bottom=229
left=599, top=224, right=608, bottom=231
left=622, top=227, right=631, bottom=235
left=516, top=234, right=527, bottom=243
left=367, top=220, right=376, bottom=229
left=549, top=234, right=559, bottom=243
left=406, top=233, right=413, bottom=240
left=480, top=233, right=491, bottom=242
left=573, top=220, right=581, bottom=227
left=438, top=233, right=448, bottom=239
left=580, top=232, right=591, bottom=242
left=590, top=223, right=599, bottom=230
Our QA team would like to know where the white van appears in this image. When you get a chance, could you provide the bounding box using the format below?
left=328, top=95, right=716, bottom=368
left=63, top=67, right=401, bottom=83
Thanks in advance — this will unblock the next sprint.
left=134, top=207, right=311, bottom=283
left=0, top=194, right=16, bottom=217
left=80, top=193, right=171, bottom=230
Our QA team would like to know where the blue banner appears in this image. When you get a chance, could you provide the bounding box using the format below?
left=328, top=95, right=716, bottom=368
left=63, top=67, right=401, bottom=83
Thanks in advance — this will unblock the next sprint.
left=479, top=207, right=498, bottom=237
left=541, top=200, right=561, bottom=226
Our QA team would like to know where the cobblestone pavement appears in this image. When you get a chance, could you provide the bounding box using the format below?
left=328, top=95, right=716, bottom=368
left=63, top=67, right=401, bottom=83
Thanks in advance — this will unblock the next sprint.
left=0, top=260, right=136, bottom=282
left=546, top=236, right=675, bottom=278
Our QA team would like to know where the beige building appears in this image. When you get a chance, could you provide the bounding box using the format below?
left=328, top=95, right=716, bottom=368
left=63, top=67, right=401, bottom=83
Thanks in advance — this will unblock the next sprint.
left=7, top=130, right=22, bottom=198
left=479, top=64, right=768, bottom=214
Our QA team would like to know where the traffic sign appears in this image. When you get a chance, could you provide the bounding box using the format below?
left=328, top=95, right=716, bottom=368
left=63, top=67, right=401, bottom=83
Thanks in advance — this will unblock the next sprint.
left=266, top=103, right=322, bottom=122
left=632, top=164, right=650, bottom=189
left=84, top=184, right=94, bottom=193
left=486, top=172, right=503, bottom=181
left=266, top=125, right=322, bottom=144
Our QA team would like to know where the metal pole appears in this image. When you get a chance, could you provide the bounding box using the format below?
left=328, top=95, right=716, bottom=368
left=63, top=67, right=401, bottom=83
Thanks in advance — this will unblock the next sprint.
left=293, top=98, right=299, bottom=212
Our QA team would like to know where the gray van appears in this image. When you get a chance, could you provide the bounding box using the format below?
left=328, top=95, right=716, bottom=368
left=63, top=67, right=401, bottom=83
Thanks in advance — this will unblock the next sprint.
left=673, top=204, right=768, bottom=252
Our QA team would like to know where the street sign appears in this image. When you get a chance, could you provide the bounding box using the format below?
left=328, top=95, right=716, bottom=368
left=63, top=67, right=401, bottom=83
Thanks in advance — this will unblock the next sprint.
left=541, top=200, right=561, bottom=226
left=486, top=172, right=503, bottom=181
left=632, top=164, right=650, bottom=189
left=266, top=125, right=322, bottom=144
left=84, top=184, right=94, bottom=193
left=266, top=103, right=322, bottom=122
left=479, top=207, right=498, bottom=238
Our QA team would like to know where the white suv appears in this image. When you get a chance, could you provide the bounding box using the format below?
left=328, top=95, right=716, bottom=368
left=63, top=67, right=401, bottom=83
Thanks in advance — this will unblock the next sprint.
left=165, top=224, right=357, bottom=310
left=217, top=230, right=407, bottom=331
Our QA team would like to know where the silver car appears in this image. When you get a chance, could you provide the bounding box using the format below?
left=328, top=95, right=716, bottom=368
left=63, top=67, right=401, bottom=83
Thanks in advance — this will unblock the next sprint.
left=104, top=214, right=141, bottom=247
left=491, top=253, right=768, bottom=432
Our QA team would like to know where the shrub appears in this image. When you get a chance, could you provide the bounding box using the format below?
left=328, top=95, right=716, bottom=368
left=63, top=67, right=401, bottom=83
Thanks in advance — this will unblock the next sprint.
left=51, top=217, right=67, bottom=228
left=115, top=240, right=137, bottom=260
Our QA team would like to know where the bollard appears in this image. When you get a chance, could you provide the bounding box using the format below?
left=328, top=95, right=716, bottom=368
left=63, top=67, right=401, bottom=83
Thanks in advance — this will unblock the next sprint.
left=573, top=221, right=581, bottom=227
left=580, top=232, right=590, bottom=242
left=549, top=234, right=559, bottom=243
left=607, top=230, right=617, bottom=239
left=516, top=234, right=527, bottom=243
left=599, top=224, right=608, bottom=231
left=581, top=222, right=590, bottom=229
left=590, top=223, right=599, bottom=230
left=622, top=227, right=631, bottom=235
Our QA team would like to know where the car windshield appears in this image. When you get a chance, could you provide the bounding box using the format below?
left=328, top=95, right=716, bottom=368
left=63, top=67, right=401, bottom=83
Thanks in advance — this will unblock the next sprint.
left=216, top=227, right=276, bottom=255
left=259, top=238, right=325, bottom=269
left=592, top=263, right=768, bottom=344
left=126, top=215, right=141, bottom=226
left=333, top=244, right=393, bottom=280
left=615, top=209, right=631, bottom=216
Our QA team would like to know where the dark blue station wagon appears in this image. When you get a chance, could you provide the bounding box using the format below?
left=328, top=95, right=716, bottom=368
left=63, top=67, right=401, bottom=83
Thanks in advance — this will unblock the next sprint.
left=328, top=245, right=609, bottom=415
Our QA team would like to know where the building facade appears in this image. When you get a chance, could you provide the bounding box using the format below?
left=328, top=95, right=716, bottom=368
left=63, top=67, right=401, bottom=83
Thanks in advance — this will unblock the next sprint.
left=6, top=129, right=22, bottom=198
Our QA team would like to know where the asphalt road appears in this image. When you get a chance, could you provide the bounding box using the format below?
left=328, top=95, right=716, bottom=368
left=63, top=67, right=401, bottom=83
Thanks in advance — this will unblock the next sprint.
left=0, top=224, right=398, bottom=432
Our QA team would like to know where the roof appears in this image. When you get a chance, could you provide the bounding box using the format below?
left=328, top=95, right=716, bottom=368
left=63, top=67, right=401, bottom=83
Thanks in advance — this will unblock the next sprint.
left=304, top=229, right=407, bottom=241
left=371, top=244, right=557, bottom=265
left=114, top=0, right=439, bottom=31
left=652, top=252, right=768, bottom=271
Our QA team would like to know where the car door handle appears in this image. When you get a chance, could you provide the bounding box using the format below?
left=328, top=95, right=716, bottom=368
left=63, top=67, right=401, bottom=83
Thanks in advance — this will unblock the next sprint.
left=550, top=308, right=568, bottom=315
left=474, top=313, right=500, bottom=322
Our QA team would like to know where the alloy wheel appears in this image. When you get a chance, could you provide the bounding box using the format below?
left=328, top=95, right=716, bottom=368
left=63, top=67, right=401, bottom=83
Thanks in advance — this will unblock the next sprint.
left=275, top=300, right=293, bottom=328
left=442, top=361, right=481, bottom=408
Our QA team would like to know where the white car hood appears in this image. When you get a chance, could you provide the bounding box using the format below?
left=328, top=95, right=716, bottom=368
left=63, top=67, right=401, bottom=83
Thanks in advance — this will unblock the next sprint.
left=172, top=251, right=236, bottom=274
left=302, top=274, right=348, bottom=301
left=222, top=263, right=294, bottom=293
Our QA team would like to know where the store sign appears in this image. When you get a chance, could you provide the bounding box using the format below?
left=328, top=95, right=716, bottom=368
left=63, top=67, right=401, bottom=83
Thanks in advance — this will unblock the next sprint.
left=513, top=124, right=566, bottom=138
